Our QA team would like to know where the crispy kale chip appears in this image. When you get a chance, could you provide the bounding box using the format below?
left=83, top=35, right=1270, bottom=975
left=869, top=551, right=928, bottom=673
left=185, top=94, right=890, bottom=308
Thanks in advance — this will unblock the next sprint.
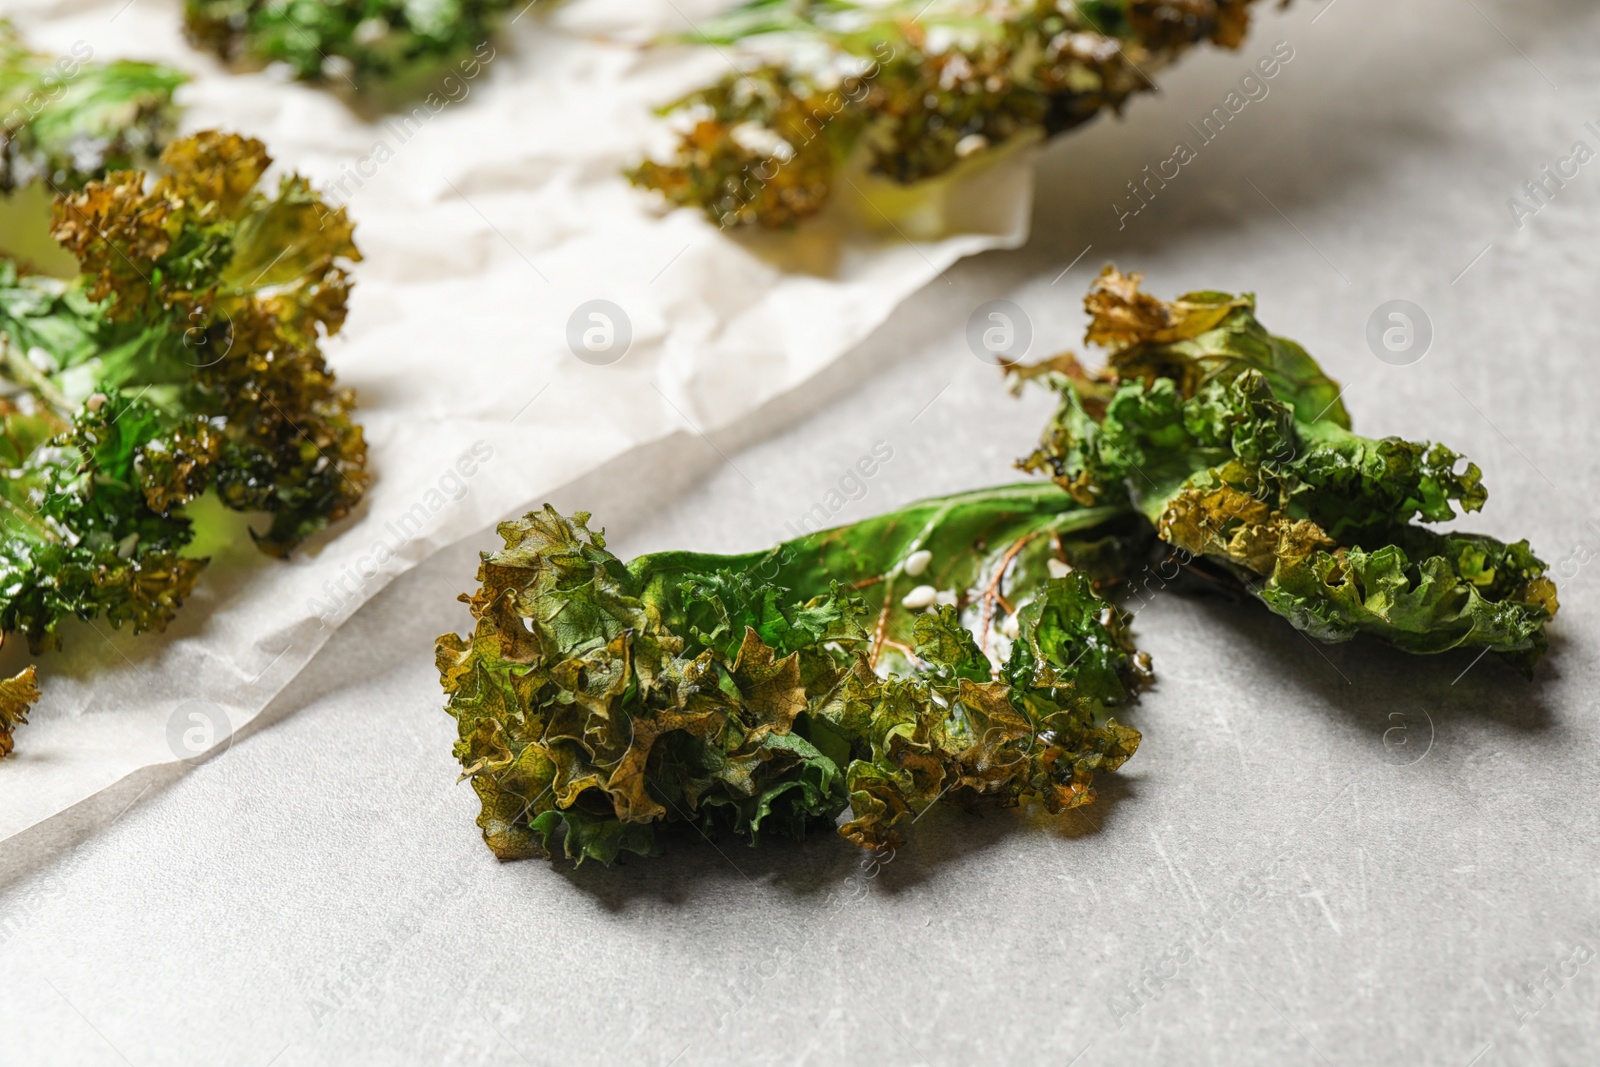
left=436, top=266, right=1558, bottom=867
left=630, top=0, right=1274, bottom=230
left=0, top=664, right=39, bottom=756
left=184, top=0, right=510, bottom=92
left=1015, top=268, right=1558, bottom=673
left=0, top=130, right=366, bottom=751
left=0, top=22, right=186, bottom=194
left=437, top=486, right=1152, bottom=864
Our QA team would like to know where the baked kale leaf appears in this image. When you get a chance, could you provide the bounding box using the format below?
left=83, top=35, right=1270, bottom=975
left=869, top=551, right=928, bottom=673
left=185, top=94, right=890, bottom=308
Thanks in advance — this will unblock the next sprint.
left=0, top=22, right=186, bottom=195
left=0, top=665, right=38, bottom=757
left=438, top=486, right=1151, bottom=864
left=184, top=0, right=509, bottom=93
left=0, top=131, right=367, bottom=755
left=435, top=268, right=1559, bottom=866
left=1015, top=268, right=1558, bottom=674
left=630, top=0, right=1276, bottom=230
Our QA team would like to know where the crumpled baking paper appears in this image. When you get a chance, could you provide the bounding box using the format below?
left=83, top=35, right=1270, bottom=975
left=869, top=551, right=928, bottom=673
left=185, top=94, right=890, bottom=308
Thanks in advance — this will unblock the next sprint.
left=0, top=0, right=1034, bottom=841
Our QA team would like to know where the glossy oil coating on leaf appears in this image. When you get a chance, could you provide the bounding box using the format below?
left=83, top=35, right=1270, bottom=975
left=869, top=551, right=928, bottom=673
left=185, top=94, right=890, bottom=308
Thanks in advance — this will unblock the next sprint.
left=0, top=22, right=185, bottom=194
left=0, top=131, right=366, bottom=754
left=437, top=487, right=1152, bottom=864
left=630, top=0, right=1280, bottom=229
left=1016, top=267, right=1557, bottom=672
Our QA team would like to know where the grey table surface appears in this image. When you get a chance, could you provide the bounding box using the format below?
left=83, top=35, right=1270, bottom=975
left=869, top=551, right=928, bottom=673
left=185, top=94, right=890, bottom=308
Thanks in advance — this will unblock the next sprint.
left=4, top=0, right=1600, bottom=1064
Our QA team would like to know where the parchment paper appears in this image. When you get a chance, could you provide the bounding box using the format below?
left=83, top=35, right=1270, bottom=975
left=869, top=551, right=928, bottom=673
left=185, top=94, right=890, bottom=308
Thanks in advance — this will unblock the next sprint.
left=0, top=0, right=1034, bottom=841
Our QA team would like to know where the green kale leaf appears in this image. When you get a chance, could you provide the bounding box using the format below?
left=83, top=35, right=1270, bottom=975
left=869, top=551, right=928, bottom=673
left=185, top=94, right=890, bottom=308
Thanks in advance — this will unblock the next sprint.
left=0, top=664, right=39, bottom=756
left=437, top=485, right=1152, bottom=864
left=183, top=0, right=511, bottom=95
left=0, top=22, right=185, bottom=194
left=437, top=266, right=1560, bottom=868
left=630, top=0, right=1275, bottom=229
left=0, top=131, right=367, bottom=752
left=1015, top=268, right=1558, bottom=673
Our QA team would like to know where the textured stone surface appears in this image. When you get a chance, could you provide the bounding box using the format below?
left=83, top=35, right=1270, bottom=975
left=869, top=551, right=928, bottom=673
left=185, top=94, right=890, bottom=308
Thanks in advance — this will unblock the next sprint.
left=3, top=0, right=1598, bottom=1062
